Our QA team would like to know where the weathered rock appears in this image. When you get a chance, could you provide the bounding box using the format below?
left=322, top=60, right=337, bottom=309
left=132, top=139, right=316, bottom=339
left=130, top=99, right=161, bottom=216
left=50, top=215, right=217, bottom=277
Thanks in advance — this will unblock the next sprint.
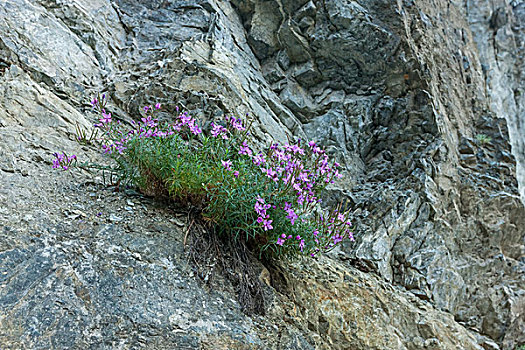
left=464, top=0, right=525, bottom=206
left=0, top=0, right=523, bottom=349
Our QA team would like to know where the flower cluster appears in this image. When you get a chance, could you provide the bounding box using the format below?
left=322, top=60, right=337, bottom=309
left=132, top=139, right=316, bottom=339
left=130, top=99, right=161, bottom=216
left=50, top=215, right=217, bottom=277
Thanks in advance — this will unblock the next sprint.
left=52, top=152, right=77, bottom=170
left=52, top=95, right=354, bottom=258
left=211, top=123, right=228, bottom=139
left=228, top=136, right=352, bottom=256
left=254, top=196, right=273, bottom=231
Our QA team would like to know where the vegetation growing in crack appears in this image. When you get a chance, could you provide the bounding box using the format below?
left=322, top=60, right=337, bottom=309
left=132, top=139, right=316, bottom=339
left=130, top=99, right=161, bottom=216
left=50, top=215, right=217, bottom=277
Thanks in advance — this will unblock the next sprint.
left=475, top=133, right=492, bottom=145
left=52, top=93, right=354, bottom=259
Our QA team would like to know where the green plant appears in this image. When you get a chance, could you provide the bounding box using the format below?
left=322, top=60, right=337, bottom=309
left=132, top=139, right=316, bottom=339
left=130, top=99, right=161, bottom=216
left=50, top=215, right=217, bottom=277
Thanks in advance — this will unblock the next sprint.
left=53, top=94, right=354, bottom=259
left=475, top=134, right=492, bottom=144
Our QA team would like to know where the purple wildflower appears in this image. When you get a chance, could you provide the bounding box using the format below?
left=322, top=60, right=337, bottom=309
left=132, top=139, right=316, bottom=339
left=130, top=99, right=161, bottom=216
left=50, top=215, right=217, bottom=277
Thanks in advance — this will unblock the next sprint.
left=291, top=144, right=304, bottom=154
left=189, top=123, right=202, bottom=135
left=148, top=116, right=160, bottom=127
left=299, top=172, right=309, bottom=182
left=100, top=110, right=112, bottom=124
left=239, top=141, right=252, bottom=156
left=285, top=208, right=298, bottom=225
left=264, top=167, right=276, bottom=179
left=221, top=160, right=232, bottom=171
left=252, top=153, right=265, bottom=166
left=262, top=219, right=273, bottom=231
left=229, top=117, right=246, bottom=131
left=332, top=234, right=344, bottom=245
left=211, top=123, right=228, bottom=139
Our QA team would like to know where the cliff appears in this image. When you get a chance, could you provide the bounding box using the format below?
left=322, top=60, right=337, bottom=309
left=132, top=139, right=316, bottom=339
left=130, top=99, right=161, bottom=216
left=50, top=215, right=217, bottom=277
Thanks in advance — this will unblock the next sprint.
left=0, top=0, right=523, bottom=349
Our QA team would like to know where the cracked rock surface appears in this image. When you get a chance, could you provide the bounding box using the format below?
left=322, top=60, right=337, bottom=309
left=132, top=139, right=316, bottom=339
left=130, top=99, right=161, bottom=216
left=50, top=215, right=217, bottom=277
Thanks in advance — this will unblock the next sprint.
left=0, top=0, right=523, bottom=349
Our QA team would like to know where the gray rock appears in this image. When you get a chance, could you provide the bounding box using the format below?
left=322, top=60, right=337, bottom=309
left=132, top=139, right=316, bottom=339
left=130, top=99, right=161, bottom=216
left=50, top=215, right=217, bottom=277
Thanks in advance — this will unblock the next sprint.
left=0, top=0, right=523, bottom=349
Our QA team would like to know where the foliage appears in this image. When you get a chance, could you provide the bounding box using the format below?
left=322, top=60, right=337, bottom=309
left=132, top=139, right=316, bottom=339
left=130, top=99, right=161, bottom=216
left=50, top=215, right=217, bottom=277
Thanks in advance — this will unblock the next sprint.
left=475, top=134, right=492, bottom=144
left=53, top=94, right=354, bottom=259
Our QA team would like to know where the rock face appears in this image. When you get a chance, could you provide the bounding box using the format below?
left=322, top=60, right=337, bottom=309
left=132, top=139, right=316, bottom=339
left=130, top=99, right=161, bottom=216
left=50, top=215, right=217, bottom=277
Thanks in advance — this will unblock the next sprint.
left=465, top=0, right=525, bottom=205
left=0, top=0, right=523, bottom=349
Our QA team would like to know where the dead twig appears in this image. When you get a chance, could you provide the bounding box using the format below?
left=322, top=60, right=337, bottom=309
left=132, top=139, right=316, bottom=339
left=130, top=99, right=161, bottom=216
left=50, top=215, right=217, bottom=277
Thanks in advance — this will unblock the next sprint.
left=183, top=218, right=195, bottom=249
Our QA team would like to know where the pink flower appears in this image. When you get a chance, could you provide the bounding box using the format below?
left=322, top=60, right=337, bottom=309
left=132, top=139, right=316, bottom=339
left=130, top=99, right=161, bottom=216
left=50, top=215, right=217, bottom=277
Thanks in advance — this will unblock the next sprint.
left=332, top=234, right=343, bottom=244
left=291, top=144, right=304, bottom=154
left=252, top=153, right=265, bottom=166
left=239, top=141, right=252, bottom=156
left=221, top=160, right=232, bottom=171
left=189, top=124, right=202, bottom=135
left=229, top=117, right=246, bottom=131
left=286, top=208, right=298, bottom=225
left=265, top=167, right=276, bottom=178
left=276, top=237, right=285, bottom=246
left=233, top=171, right=239, bottom=178
left=263, top=219, right=273, bottom=231
left=299, top=172, right=309, bottom=182
left=254, top=196, right=268, bottom=217
left=211, top=123, right=228, bottom=138
left=141, top=116, right=157, bottom=127
left=100, top=111, right=112, bottom=124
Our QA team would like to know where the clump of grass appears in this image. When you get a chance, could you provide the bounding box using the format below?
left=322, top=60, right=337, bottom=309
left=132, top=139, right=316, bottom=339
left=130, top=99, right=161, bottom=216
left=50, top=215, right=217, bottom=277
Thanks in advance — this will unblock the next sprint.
left=475, top=134, right=492, bottom=145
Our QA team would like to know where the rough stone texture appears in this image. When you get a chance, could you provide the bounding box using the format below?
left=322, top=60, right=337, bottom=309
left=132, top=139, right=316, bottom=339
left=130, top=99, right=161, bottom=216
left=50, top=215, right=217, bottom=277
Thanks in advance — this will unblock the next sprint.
left=0, top=0, right=523, bottom=349
left=464, top=0, right=525, bottom=205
